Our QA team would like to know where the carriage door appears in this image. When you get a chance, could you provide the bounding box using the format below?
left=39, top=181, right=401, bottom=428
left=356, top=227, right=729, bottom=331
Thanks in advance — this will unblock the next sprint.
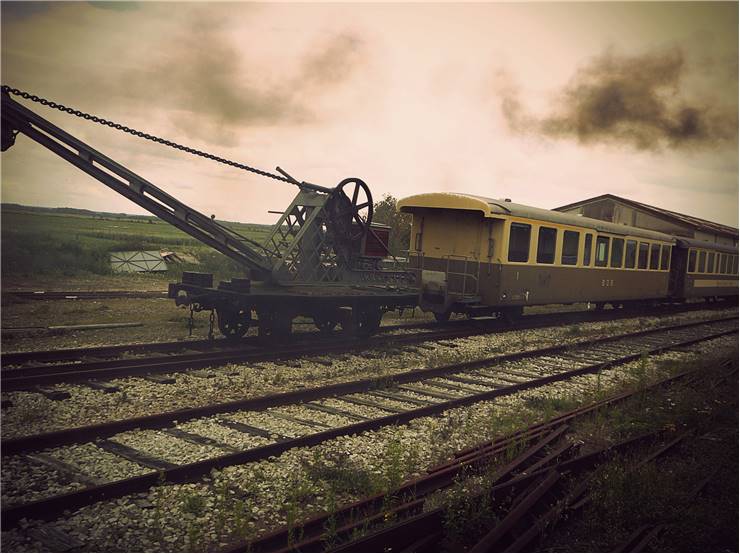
left=446, top=212, right=482, bottom=298
left=668, top=245, right=687, bottom=297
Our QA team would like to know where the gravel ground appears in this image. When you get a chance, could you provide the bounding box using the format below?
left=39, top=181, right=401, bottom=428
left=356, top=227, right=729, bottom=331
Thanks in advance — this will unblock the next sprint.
left=2, top=307, right=735, bottom=440
left=1, top=333, right=735, bottom=552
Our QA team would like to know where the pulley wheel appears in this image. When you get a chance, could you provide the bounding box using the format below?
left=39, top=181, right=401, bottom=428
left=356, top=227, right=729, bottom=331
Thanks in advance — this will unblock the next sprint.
left=332, top=178, right=373, bottom=241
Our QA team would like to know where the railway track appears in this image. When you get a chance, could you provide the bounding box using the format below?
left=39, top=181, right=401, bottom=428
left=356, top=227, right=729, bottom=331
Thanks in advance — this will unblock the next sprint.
left=2, top=290, right=168, bottom=301
left=1, top=315, right=735, bottom=530
left=241, top=361, right=736, bottom=552
left=2, top=302, right=733, bottom=391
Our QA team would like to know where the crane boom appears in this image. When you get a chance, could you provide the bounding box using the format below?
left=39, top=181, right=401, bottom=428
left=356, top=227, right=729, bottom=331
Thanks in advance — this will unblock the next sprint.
left=1, top=91, right=274, bottom=280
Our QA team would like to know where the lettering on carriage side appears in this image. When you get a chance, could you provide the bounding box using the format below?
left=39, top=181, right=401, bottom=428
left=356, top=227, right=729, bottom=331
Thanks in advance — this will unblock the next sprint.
left=600, top=279, right=615, bottom=287
left=694, top=279, right=739, bottom=288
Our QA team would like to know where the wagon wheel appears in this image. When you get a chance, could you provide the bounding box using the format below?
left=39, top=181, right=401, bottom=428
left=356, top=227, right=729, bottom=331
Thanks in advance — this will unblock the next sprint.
left=353, top=306, right=382, bottom=338
left=331, top=178, right=373, bottom=242
left=434, top=310, right=451, bottom=323
left=257, top=309, right=293, bottom=340
left=313, top=311, right=339, bottom=334
left=217, top=307, right=251, bottom=339
left=500, top=306, right=523, bottom=323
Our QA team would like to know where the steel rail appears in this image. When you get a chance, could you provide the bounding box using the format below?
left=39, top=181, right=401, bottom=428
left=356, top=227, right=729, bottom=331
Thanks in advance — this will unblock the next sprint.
left=240, top=360, right=736, bottom=552
left=3, top=290, right=168, bottom=301
left=3, top=315, right=734, bottom=455
left=327, top=431, right=682, bottom=553
left=2, top=302, right=734, bottom=389
left=1, top=318, right=735, bottom=529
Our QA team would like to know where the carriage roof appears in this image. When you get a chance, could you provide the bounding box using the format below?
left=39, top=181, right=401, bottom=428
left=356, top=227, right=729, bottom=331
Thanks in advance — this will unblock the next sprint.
left=397, top=192, right=677, bottom=243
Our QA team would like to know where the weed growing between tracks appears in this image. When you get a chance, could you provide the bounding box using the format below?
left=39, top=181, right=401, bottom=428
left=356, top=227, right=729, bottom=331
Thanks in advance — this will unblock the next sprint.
left=538, top=362, right=739, bottom=552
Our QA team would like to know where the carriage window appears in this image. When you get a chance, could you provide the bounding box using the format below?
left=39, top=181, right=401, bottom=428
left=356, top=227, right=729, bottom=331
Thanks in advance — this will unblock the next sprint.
left=508, top=223, right=531, bottom=262
left=660, top=245, right=670, bottom=270
left=698, top=250, right=706, bottom=273
left=707, top=252, right=715, bottom=273
left=718, top=254, right=725, bottom=274
left=583, top=234, right=593, bottom=266
left=561, top=231, right=579, bottom=265
left=624, top=240, right=637, bottom=269
left=536, top=226, right=557, bottom=264
left=733, top=256, right=738, bottom=275
left=595, top=236, right=609, bottom=267
left=610, top=238, right=624, bottom=268
left=638, top=242, right=649, bottom=269
left=722, top=254, right=729, bottom=274
left=688, top=250, right=697, bottom=273
left=649, top=244, right=660, bottom=270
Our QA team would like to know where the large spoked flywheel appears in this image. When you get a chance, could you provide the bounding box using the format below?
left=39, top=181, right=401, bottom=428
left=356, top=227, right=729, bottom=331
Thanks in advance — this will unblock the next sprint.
left=329, top=178, right=373, bottom=242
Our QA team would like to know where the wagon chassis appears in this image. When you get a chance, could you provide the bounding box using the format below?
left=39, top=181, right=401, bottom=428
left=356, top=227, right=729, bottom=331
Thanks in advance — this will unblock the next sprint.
left=170, top=277, right=417, bottom=338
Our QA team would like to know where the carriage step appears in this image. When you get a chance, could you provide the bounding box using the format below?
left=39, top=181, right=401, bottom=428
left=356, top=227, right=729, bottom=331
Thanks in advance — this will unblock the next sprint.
left=455, top=297, right=483, bottom=305
left=464, top=304, right=493, bottom=316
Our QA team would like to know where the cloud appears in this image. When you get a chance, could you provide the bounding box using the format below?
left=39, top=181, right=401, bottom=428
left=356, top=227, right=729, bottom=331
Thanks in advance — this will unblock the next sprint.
left=498, top=48, right=738, bottom=151
left=116, top=17, right=366, bottom=145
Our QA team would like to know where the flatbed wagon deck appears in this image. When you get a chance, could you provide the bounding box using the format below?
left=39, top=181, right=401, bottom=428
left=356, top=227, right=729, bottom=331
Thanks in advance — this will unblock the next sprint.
left=169, top=272, right=418, bottom=338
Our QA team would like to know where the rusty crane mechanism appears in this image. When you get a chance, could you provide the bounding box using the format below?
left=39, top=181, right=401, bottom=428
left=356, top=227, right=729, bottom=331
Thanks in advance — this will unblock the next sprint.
left=1, top=86, right=417, bottom=338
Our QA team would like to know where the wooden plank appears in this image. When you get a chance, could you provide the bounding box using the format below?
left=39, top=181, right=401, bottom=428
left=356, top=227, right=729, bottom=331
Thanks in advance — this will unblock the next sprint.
left=84, top=380, right=120, bottom=393
left=160, top=428, right=238, bottom=453
left=267, top=411, right=331, bottom=429
left=28, top=525, right=83, bottom=552
left=217, top=418, right=290, bottom=441
left=435, top=341, right=460, bottom=348
left=187, top=369, right=218, bottom=379
left=426, top=378, right=483, bottom=395
left=143, top=375, right=176, bottom=385
left=340, top=396, right=404, bottom=414
left=370, top=390, right=435, bottom=407
left=34, top=386, right=71, bottom=401
left=95, top=439, right=176, bottom=470
left=303, top=402, right=367, bottom=421
left=25, top=453, right=103, bottom=487
left=305, top=357, right=333, bottom=367
left=397, top=384, right=462, bottom=400
left=443, top=373, right=499, bottom=388
left=415, top=344, right=437, bottom=351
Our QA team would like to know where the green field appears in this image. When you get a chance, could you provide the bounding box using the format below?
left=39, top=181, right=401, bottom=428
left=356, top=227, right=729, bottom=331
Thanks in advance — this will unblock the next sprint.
left=1, top=204, right=272, bottom=280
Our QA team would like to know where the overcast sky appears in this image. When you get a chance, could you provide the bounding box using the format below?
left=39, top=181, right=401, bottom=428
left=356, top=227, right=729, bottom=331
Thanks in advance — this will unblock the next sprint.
left=2, top=1, right=737, bottom=227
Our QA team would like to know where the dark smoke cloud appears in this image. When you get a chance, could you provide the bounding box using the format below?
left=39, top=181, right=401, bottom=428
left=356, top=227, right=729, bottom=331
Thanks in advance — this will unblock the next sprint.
left=118, top=17, right=365, bottom=145
left=500, top=49, right=738, bottom=151
left=1, top=1, right=54, bottom=20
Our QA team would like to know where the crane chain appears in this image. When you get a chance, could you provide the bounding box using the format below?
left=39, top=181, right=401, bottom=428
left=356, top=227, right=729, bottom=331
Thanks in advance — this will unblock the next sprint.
left=1, top=85, right=294, bottom=185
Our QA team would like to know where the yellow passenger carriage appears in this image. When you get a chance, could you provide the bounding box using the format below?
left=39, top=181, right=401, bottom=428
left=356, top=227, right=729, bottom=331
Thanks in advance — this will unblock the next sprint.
left=397, top=193, right=735, bottom=320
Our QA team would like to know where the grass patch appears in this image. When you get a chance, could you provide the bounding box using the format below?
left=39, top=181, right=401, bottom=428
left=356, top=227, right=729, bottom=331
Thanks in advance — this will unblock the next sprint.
left=1, top=206, right=269, bottom=280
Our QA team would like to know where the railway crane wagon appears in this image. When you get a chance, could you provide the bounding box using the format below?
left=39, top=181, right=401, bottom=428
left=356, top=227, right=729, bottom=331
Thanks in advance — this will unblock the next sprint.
left=398, top=193, right=738, bottom=320
left=1, top=87, right=418, bottom=339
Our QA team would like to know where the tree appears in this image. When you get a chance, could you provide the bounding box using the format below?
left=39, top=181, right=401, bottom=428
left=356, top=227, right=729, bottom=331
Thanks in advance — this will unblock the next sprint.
left=372, top=194, right=412, bottom=257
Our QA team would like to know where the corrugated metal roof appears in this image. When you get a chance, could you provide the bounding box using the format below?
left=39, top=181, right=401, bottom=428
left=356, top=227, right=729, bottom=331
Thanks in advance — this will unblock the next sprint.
left=397, top=192, right=676, bottom=242
left=675, top=237, right=738, bottom=254
left=554, top=194, right=738, bottom=238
